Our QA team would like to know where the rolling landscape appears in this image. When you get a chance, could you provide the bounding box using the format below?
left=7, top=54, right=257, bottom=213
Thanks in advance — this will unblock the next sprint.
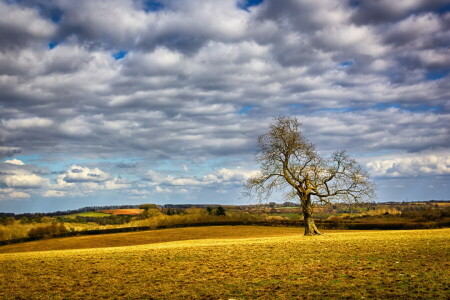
left=1, top=201, right=450, bottom=298
left=1, top=225, right=449, bottom=299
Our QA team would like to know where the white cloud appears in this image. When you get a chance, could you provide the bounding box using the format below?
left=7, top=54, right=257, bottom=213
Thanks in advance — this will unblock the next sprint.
left=155, top=186, right=188, bottom=194
left=204, top=168, right=260, bottom=184
left=129, top=189, right=150, bottom=195
left=62, top=165, right=110, bottom=183
left=0, top=168, right=47, bottom=189
left=103, top=177, right=131, bottom=190
left=146, top=170, right=205, bottom=186
left=147, top=167, right=259, bottom=188
left=3, top=159, right=25, bottom=165
left=2, top=117, right=53, bottom=130
left=52, top=165, right=131, bottom=195
left=9, top=191, right=30, bottom=198
left=366, top=152, right=450, bottom=178
left=0, top=188, right=30, bottom=200
left=43, top=190, right=66, bottom=197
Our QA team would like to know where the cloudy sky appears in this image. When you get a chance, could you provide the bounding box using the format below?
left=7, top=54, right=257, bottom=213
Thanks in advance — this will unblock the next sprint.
left=0, top=0, right=449, bottom=213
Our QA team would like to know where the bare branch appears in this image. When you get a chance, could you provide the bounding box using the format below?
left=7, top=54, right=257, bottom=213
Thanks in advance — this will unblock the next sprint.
left=244, top=116, right=376, bottom=235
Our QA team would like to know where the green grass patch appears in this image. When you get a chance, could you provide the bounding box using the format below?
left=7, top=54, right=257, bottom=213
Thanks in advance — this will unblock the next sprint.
left=65, top=211, right=111, bottom=218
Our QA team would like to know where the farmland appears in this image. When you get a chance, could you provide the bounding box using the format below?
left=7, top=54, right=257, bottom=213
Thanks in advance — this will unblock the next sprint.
left=1, top=227, right=449, bottom=299
left=65, top=211, right=112, bottom=218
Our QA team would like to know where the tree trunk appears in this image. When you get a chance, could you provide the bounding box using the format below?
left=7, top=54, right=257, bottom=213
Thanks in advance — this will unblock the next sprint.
left=302, top=202, right=321, bottom=236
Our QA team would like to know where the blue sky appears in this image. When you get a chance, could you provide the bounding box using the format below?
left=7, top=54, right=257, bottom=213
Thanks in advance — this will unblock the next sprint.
left=0, top=0, right=449, bottom=213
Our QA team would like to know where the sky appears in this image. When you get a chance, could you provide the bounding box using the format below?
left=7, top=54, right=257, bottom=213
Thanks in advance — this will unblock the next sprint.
left=0, top=0, right=449, bottom=213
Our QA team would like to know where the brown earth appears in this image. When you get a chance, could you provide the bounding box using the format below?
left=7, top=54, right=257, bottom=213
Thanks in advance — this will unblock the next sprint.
left=99, top=209, right=144, bottom=215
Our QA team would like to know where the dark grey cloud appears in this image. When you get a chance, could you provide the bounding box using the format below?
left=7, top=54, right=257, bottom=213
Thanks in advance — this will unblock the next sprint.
left=116, top=162, right=138, bottom=169
left=350, top=0, right=450, bottom=25
left=0, top=146, right=21, bottom=159
left=0, top=1, right=56, bottom=50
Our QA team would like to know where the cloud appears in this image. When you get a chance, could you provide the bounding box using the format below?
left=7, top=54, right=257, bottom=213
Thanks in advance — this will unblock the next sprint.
left=204, top=168, right=260, bottom=184
left=43, top=190, right=66, bottom=197
left=155, top=186, right=188, bottom=194
left=116, top=162, right=138, bottom=169
left=0, top=147, right=21, bottom=159
left=0, top=1, right=56, bottom=50
left=350, top=0, right=449, bottom=25
left=0, top=188, right=31, bottom=200
left=146, top=170, right=205, bottom=186
left=4, top=159, right=25, bottom=166
left=62, top=165, right=110, bottom=183
left=2, top=117, right=53, bottom=130
left=129, top=189, right=150, bottom=195
left=366, top=152, right=450, bottom=178
left=52, top=165, right=131, bottom=194
left=0, top=165, right=48, bottom=189
left=146, top=167, right=259, bottom=189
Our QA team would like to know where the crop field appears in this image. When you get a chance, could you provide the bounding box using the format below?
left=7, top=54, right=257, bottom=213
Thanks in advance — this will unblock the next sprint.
left=100, top=208, right=144, bottom=215
left=0, top=227, right=449, bottom=299
left=65, top=211, right=112, bottom=218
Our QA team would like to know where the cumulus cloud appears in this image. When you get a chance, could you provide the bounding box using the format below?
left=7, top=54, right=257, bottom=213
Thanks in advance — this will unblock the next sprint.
left=146, top=170, right=205, bottom=186
left=4, top=159, right=25, bottom=166
left=146, top=167, right=259, bottom=190
left=204, top=168, right=260, bottom=184
left=0, top=166, right=48, bottom=189
left=366, top=152, right=450, bottom=178
left=0, top=188, right=31, bottom=200
left=62, top=165, right=110, bottom=183
left=0, top=1, right=56, bottom=50
left=52, top=165, right=131, bottom=195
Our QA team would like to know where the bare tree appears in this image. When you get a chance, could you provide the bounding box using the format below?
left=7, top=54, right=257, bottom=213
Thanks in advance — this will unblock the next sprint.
left=245, top=116, right=375, bottom=235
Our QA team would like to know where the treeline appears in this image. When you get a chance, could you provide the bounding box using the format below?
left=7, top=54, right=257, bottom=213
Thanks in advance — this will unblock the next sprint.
left=0, top=205, right=140, bottom=220
left=56, top=215, right=133, bottom=225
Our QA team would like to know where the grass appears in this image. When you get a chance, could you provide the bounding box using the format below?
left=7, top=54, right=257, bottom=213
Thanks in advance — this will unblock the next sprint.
left=65, top=211, right=111, bottom=218
left=270, top=213, right=302, bottom=220
left=0, top=227, right=449, bottom=299
left=0, top=226, right=302, bottom=253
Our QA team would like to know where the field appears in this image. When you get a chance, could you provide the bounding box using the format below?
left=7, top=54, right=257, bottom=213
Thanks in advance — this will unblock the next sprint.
left=65, top=211, right=112, bottom=218
left=100, top=208, right=144, bottom=215
left=0, top=226, right=449, bottom=299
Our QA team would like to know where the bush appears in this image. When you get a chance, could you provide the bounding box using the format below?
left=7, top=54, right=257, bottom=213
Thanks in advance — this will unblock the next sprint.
left=28, top=223, right=68, bottom=238
left=216, top=206, right=226, bottom=216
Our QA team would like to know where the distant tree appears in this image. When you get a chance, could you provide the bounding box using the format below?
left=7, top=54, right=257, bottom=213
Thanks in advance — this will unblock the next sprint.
left=19, top=217, right=31, bottom=224
left=216, top=206, right=226, bottom=216
left=206, top=207, right=213, bottom=215
left=139, top=204, right=158, bottom=210
left=28, top=223, right=68, bottom=238
left=245, top=116, right=375, bottom=235
left=3, top=217, right=15, bottom=226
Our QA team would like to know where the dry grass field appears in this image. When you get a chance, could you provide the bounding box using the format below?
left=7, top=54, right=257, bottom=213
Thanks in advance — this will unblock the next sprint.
left=0, top=226, right=449, bottom=299
left=100, top=208, right=144, bottom=215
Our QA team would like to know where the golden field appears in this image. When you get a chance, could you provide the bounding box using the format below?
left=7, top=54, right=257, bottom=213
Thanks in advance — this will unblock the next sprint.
left=0, top=226, right=449, bottom=299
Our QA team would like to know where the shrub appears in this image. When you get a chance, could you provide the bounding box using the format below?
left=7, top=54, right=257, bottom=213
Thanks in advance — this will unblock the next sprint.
left=28, top=223, right=68, bottom=239
left=216, top=206, right=226, bottom=216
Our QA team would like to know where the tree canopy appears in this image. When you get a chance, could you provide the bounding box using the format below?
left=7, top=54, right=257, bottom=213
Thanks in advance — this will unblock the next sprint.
left=245, top=116, right=375, bottom=235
